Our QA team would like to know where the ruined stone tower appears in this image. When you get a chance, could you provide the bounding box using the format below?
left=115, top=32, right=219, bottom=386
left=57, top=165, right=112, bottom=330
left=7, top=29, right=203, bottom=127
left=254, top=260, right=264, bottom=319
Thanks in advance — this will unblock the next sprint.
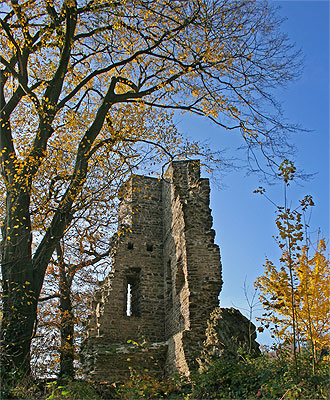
left=81, top=160, right=222, bottom=380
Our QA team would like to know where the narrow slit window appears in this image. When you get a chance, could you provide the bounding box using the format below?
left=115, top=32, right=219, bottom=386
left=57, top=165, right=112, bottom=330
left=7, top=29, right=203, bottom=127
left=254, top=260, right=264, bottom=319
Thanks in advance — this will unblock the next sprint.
left=126, top=283, right=132, bottom=316
left=176, top=257, right=185, bottom=294
left=127, top=242, right=134, bottom=250
left=125, top=270, right=141, bottom=317
left=166, top=260, right=173, bottom=306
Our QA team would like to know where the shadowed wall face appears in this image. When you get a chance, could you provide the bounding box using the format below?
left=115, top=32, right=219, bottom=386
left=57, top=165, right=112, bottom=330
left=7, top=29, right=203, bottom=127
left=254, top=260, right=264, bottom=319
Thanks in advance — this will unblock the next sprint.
left=81, top=160, right=222, bottom=380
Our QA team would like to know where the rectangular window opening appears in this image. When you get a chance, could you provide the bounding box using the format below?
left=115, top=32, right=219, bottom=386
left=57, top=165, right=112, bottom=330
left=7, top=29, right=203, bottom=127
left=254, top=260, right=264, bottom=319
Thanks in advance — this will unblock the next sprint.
left=126, top=283, right=132, bottom=316
left=125, top=272, right=141, bottom=317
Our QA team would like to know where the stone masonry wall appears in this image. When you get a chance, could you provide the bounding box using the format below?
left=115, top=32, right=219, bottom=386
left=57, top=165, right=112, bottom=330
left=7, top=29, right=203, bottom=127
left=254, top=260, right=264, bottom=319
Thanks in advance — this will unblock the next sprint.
left=163, top=161, right=222, bottom=373
left=81, top=160, right=222, bottom=380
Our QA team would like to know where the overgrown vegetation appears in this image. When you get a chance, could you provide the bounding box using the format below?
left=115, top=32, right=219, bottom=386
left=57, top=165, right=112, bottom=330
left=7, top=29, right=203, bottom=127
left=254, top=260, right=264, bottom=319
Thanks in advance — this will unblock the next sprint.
left=190, top=346, right=329, bottom=399
left=4, top=345, right=329, bottom=399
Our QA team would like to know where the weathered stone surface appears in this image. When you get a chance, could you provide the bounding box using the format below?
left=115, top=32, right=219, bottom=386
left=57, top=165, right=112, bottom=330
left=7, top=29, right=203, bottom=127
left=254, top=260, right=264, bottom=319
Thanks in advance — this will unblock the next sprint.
left=80, top=337, right=168, bottom=382
left=199, top=307, right=260, bottom=369
left=81, top=160, right=223, bottom=380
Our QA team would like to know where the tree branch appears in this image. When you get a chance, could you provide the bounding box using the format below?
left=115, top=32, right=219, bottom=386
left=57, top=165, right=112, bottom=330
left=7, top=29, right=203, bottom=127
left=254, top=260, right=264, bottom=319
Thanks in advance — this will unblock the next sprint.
left=32, top=76, right=117, bottom=283
left=38, top=294, right=60, bottom=302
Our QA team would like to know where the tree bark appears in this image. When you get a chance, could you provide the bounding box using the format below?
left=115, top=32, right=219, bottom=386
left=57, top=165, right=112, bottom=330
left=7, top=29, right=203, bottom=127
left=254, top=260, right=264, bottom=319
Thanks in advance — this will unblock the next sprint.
left=57, top=243, right=74, bottom=379
left=1, top=191, right=36, bottom=377
left=0, top=93, right=112, bottom=378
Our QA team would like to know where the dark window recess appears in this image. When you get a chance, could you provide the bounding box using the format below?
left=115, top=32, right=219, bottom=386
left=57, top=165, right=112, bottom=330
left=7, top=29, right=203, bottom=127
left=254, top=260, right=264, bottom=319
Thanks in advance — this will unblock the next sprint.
left=125, top=270, right=141, bottom=317
left=146, top=244, right=153, bottom=252
left=166, top=260, right=173, bottom=306
left=127, top=242, right=134, bottom=250
left=176, top=257, right=185, bottom=294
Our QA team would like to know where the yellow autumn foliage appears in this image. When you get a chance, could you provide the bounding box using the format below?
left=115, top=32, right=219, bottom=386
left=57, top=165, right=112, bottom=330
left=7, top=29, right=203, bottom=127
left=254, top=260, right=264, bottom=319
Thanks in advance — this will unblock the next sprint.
left=256, top=237, right=330, bottom=354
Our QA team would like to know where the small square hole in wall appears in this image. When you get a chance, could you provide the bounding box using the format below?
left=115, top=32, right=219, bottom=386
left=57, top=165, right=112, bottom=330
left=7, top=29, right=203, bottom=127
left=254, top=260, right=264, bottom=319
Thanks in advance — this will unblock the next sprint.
left=127, top=242, right=134, bottom=250
left=146, top=244, right=153, bottom=252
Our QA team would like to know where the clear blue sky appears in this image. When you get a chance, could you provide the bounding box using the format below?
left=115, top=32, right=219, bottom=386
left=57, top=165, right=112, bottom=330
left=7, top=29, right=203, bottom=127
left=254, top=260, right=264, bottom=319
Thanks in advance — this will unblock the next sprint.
left=179, top=0, right=329, bottom=345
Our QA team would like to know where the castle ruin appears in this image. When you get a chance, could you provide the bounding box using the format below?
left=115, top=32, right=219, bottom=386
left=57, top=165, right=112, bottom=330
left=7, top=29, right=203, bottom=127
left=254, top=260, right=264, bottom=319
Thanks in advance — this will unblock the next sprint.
left=81, top=160, right=223, bottom=380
